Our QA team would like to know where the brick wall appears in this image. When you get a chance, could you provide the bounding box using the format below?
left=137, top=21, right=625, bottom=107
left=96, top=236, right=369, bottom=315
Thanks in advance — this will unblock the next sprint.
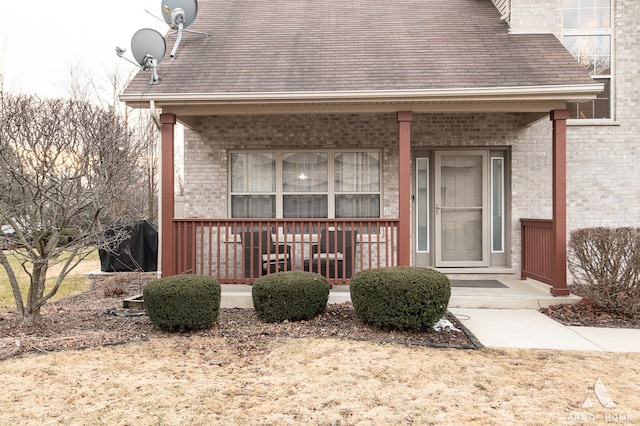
left=509, top=0, right=562, bottom=34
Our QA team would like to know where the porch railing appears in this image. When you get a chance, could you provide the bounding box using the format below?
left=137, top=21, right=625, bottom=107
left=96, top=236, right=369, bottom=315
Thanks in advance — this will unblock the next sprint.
left=520, top=218, right=554, bottom=285
left=172, top=219, right=399, bottom=285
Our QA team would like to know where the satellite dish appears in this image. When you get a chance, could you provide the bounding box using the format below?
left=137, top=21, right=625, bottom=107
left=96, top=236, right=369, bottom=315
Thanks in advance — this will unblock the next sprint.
left=131, top=28, right=167, bottom=85
left=161, top=0, right=198, bottom=59
left=161, top=0, right=198, bottom=29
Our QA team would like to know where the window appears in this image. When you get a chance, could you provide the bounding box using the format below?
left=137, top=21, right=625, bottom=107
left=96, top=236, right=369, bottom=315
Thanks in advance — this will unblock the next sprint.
left=230, top=153, right=276, bottom=218
left=415, top=157, right=429, bottom=253
left=334, top=152, right=381, bottom=218
left=282, top=152, right=328, bottom=218
left=491, top=157, right=504, bottom=253
left=562, top=0, right=612, bottom=120
left=230, top=150, right=381, bottom=218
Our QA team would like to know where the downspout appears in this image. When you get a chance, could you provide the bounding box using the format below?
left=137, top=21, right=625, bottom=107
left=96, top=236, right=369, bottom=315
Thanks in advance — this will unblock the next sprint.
left=150, top=100, right=162, bottom=130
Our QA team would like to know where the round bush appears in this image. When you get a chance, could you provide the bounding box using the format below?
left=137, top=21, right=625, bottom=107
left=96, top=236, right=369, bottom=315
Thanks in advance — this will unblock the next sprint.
left=349, top=267, right=451, bottom=331
left=252, top=271, right=330, bottom=323
left=143, top=275, right=221, bottom=331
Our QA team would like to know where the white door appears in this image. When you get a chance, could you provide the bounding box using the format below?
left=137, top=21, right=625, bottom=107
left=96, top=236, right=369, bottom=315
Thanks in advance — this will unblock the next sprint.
left=434, top=151, right=489, bottom=267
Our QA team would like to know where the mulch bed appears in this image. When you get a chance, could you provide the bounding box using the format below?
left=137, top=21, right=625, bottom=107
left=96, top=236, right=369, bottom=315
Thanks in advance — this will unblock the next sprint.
left=540, top=301, right=640, bottom=329
left=0, top=289, right=478, bottom=361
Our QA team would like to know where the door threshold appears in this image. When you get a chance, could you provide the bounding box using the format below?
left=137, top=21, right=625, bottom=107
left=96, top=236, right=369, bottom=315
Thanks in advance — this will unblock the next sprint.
left=433, top=267, right=515, bottom=275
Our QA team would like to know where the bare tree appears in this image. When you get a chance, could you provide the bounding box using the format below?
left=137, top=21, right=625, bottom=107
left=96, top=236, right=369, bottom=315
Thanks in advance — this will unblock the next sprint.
left=0, top=91, right=141, bottom=325
left=67, top=65, right=160, bottom=224
left=129, top=116, right=159, bottom=225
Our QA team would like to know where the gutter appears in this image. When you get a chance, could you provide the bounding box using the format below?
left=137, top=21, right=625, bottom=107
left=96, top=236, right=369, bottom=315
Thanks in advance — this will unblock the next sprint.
left=120, top=84, right=604, bottom=106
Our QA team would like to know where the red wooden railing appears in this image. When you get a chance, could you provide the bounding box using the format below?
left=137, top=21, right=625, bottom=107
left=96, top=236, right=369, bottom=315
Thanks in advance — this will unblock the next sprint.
left=172, top=219, right=399, bottom=285
left=520, top=218, right=554, bottom=286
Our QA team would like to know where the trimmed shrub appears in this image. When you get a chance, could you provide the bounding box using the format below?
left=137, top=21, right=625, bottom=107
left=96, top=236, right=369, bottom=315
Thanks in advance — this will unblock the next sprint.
left=569, top=227, right=640, bottom=317
left=143, top=275, right=221, bottom=331
left=252, top=271, right=330, bottom=323
left=350, top=267, right=451, bottom=331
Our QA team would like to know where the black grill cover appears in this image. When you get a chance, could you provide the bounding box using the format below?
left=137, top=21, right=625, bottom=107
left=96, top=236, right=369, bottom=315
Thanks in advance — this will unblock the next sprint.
left=99, top=220, right=158, bottom=272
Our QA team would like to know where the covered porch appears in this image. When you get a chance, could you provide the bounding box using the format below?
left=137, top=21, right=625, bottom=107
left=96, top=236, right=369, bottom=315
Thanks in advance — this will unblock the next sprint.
left=159, top=109, right=575, bottom=294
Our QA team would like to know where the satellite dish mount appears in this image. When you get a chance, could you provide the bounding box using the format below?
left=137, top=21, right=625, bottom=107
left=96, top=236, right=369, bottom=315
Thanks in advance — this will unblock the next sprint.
left=161, top=0, right=200, bottom=59
left=115, top=0, right=204, bottom=85
left=116, top=28, right=167, bottom=85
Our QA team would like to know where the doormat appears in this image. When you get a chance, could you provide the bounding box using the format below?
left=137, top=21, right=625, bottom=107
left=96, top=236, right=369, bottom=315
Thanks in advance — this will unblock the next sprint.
left=450, top=280, right=507, bottom=288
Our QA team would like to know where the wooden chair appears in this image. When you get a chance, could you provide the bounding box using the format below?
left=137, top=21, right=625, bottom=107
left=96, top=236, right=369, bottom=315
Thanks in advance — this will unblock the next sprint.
left=241, top=230, right=291, bottom=278
left=306, top=229, right=355, bottom=278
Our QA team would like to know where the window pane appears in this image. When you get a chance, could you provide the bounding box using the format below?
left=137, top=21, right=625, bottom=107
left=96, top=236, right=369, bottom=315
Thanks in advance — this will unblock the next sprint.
left=282, top=152, right=327, bottom=192
left=283, top=195, right=328, bottom=218
left=592, top=78, right=611, bottom=118
left=440, top=155, right=483, bottom=208
left=441, top=210, right=482, bottom=262
left=491, top=158, right=504, bottom=253
left=579, top=8, right=596, bottom=27
left=335, top=152, right=380, bottom=192
left=594, top=35, right=611, bottom=75
left=335, top=195, right=380, bottom=218
left=564, top=0, right=610, bottom=29
left=563, top=35, right=610, bottom=76
left=416, top=158, right=429, bottom=252
left=231, top=195, right=275, bottom=218
left=568, top=78, right=610, bottom=119
left=231, top=153, right=275, bottom=192
left=595, top=6, right=610, bottom=27
left=563, top=9, right=579, bottom=28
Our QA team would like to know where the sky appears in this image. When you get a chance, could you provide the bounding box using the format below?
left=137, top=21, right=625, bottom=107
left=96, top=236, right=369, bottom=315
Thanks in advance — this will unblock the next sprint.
left=1, top=0, right=170, bottom=99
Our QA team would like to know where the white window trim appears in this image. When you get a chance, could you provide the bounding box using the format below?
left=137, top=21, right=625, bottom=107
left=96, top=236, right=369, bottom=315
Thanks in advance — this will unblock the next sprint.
left=563, top=0, right=615, bottom=123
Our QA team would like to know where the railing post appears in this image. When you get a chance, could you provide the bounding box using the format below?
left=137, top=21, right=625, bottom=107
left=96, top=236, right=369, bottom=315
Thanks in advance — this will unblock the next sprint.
left=550, top=110, right=570, bottom=296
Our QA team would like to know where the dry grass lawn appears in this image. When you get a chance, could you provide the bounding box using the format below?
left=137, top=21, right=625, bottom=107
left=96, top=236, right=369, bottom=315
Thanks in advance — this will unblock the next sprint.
left=1, top=337, right=638, bottom=425
left=0, top=250, right=101, bottom=309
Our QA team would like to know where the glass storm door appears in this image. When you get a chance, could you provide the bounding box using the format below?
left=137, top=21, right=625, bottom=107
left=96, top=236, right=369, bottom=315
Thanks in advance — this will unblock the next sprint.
left=434, top=151, right=489, bottom=267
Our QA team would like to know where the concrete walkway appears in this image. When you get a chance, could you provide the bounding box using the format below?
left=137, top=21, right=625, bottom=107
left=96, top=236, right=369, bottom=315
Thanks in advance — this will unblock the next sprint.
left=449, top=308, right=640, bottom=353
left=221, top=279, right=640, bottom=353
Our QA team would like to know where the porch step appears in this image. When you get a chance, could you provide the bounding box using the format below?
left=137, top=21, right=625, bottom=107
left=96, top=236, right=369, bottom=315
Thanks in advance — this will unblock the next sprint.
left=221, top=279, right=580, bottom=310
left=435, top=267, right=518, bottom=281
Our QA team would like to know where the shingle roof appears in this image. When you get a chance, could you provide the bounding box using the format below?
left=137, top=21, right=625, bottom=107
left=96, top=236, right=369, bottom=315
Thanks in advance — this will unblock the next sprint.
left=122, top=0, right=598, bottom=99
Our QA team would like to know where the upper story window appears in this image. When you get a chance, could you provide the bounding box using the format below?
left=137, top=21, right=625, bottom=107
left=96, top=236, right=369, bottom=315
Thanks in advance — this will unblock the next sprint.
left=230, top=150, right=381, bottom=219
left=562, top=0, right=612, bottom=120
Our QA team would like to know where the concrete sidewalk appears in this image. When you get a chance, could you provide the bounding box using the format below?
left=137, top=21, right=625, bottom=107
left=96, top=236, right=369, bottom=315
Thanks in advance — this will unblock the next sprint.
left=449, top=308, right=640, bottom=353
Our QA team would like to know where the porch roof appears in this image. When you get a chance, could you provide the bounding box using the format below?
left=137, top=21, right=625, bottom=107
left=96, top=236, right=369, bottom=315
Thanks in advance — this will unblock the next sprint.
left=120, top=0, right=601, bottom=115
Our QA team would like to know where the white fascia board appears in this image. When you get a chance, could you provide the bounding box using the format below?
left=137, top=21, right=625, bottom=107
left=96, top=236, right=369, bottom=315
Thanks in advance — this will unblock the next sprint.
left=120, top=84, right=604, bottom=107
